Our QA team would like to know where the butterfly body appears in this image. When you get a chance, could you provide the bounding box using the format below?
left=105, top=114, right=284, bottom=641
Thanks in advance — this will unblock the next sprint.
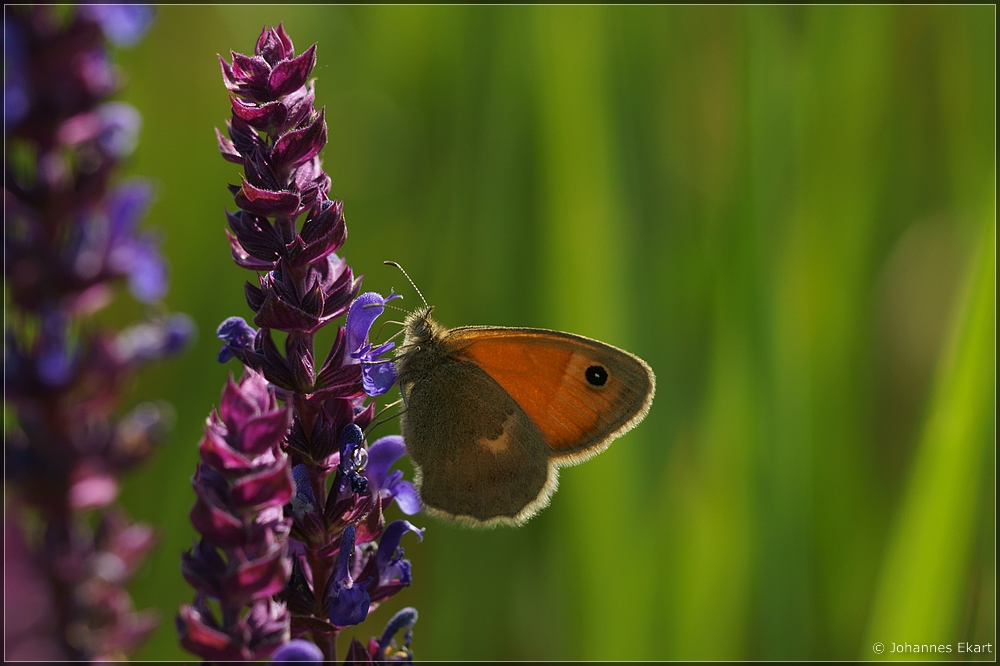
left=396, top=306, right=655, bottom=527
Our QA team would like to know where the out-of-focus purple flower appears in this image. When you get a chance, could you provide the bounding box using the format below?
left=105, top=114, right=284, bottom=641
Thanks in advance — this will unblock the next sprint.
left=4, top=6, right=188, bottom=659
left=271, top=638, right=324, bottom=663
left=80, top=5, right=155, bottom=47
left=4, top=17, right=29, bottom=130
left=365, top=436, right=421, bottom=515
left=6, top=176, right=171, bottom=312
left=58, top=101, right=143, bottom=159
left=115, top=314, right=196, bottom=364
left=34, top=313, right=76, bottom=387
left=103, top=179, right=166, bottom=301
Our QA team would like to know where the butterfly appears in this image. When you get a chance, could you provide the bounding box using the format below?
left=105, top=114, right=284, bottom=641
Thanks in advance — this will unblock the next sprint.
left=390, top=275, right=655, bottom=527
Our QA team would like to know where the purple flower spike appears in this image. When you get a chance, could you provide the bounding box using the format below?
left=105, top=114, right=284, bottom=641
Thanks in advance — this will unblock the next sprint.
left=271, top=638, right=324, bottom=663
left=326, top=526, right=372, bottom=627
left=188, top=23, right=420, bottom=661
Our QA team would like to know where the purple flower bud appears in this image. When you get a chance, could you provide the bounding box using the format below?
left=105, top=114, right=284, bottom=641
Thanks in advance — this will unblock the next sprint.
left=271, top=638, right=324, bottom=663
left=377, top=607, right=418, bottom=662
left=217, top=316, right=258, bottom=363
left=339, top=424, right=370, bottom=495
left=196, top=23, right=422, bottom=660
left=290, top=464, right=318, bottom=520
left=181, top=538, right=226, bottom=598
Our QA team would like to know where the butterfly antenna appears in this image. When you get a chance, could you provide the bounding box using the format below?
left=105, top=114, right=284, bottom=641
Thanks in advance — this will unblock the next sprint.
left=384, top=261, right=429, bottom=309
left=363, top=299, right=411, bottom=316
left=372, top=321, right=407, bottom=344
left=365, top=399, right=407, bottom=438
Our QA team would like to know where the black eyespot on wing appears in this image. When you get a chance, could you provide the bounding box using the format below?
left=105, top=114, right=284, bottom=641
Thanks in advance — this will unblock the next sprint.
left=585, top=365, right=608, bottom=387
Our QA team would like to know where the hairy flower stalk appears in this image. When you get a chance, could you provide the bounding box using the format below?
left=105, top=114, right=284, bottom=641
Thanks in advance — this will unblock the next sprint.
left=3, top=5, right=191, bottom=660
left=177, top=24, right=421, bottom=662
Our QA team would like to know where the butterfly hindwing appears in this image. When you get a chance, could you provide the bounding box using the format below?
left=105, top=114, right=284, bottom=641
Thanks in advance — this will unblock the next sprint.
left=400, top=356, right=555, bottom=526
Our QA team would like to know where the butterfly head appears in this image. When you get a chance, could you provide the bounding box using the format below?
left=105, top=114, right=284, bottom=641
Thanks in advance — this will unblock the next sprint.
left=402, top=305, right=440, bottom=347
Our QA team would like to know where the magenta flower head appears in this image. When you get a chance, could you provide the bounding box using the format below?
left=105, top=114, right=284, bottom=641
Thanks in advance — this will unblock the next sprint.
left=178, top=370, right=293, bottom=661
left=181, top=24, right=421, bottom=662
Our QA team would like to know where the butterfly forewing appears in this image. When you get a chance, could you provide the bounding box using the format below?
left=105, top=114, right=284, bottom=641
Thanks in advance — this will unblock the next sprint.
left=446, top=327, right=655, bottom=462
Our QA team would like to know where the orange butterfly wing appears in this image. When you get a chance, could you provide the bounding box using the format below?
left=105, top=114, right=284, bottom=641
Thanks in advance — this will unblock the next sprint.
left=444, top=327, right=655, bottom=462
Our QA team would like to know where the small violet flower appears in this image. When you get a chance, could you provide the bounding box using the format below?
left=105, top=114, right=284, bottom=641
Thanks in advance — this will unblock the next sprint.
left=346, top=291, right=402, bottom=396
left=365, top=436, right=422, bottom=516
left=325, top=526, right=372, bottom=627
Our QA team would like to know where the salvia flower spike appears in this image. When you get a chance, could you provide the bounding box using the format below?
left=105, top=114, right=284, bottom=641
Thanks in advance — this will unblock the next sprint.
left=179, top=24, right=421, bottom=662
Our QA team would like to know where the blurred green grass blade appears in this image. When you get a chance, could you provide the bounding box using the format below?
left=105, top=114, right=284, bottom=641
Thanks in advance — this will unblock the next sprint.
left=532, top=7, right=653, bottom=660
left=670, top=326, right=755, bottom=660
left=866, top=218, right=995, bottom=655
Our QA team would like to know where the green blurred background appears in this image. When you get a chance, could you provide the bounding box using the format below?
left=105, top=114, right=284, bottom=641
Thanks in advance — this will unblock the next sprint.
left=98, top=5, right=995, bottom=661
